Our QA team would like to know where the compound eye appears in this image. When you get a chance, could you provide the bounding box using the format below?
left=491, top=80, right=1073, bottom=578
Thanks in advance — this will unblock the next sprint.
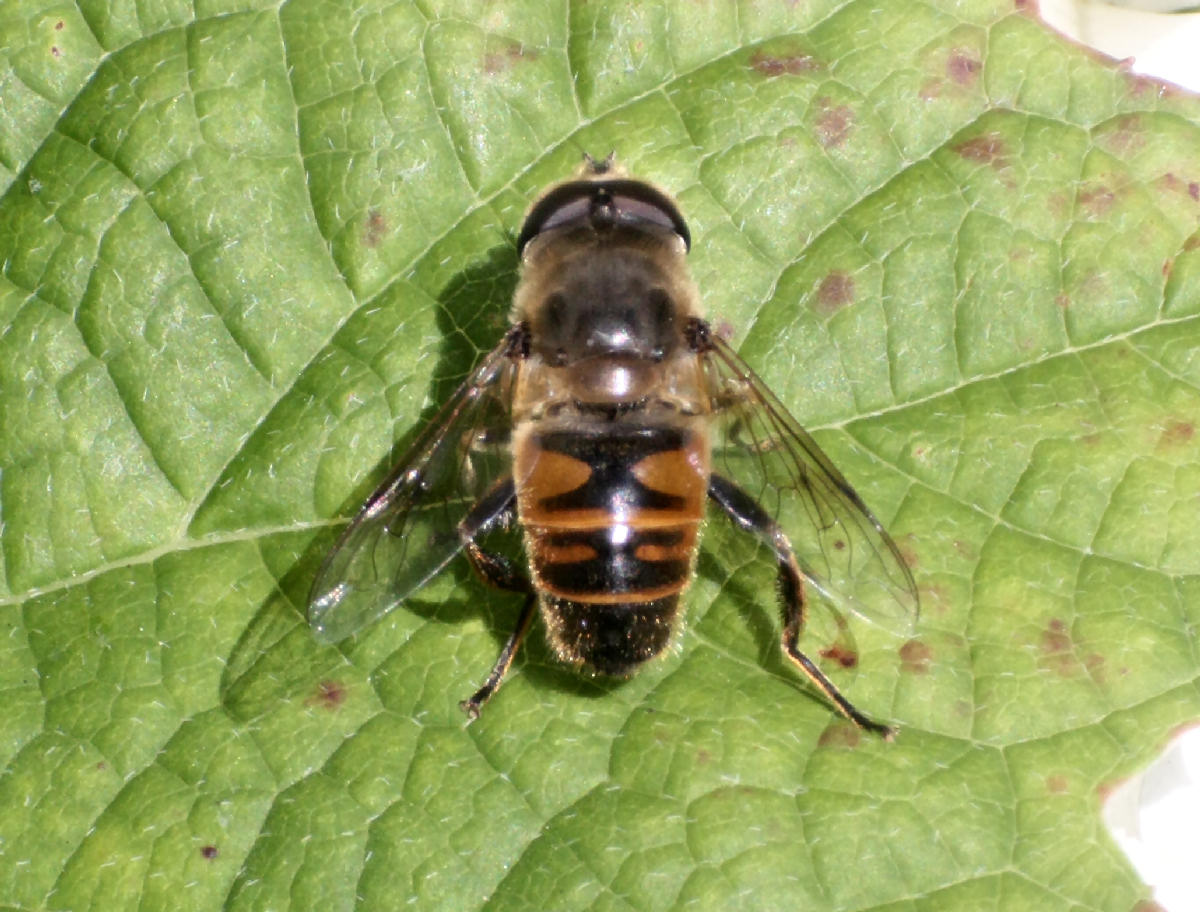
left=518, top=180, right=691, bottom=254
left=607, top=194, right=680, bottom=237
left=537, top=196, right=592, bottom=235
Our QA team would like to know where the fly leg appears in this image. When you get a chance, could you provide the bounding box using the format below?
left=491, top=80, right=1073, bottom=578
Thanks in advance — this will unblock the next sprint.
left=708, top=473, right=896, bottom=740
left=456, top=477, right=537, bottom=719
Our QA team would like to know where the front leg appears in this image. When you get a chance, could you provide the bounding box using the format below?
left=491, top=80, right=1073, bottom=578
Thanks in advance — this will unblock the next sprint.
left=708, top=473, right=896, bottom=740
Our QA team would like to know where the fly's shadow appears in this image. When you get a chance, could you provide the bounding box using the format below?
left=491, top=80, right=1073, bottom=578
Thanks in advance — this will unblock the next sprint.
left=693, top=518, right=863, bottom=696
left=333, top=241, right=522, bottom=628
left=219, top=238, right=519, bottom=715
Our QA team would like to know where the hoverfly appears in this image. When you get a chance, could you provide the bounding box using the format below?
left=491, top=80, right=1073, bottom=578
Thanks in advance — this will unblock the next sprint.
left=309, top=155, right=918, bottom=738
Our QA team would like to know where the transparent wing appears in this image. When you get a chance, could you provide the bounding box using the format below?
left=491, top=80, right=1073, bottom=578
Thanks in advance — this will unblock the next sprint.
left=308, top=338, right=519, bottom=643
left=701, top=333, right=918, bottom=633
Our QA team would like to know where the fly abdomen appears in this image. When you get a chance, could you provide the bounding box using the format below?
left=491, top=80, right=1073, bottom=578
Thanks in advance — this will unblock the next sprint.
left=539, top=594, right=678, bottom=675
left=516, top=421, right=707, bottom=598
left=538, top=525, right=692, bottom=598
left=514, top=419, right=709, bottom=672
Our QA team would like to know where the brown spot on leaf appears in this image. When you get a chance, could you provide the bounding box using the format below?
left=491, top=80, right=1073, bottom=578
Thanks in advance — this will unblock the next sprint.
left=918, top=583, right=949, bottom=615
left=819, top=644, right=858, bottom=669
left=817, top=724, right=861, bottom=749
left=308, top=679, right=347, bottom=710
left=1162, top=172, right=1185, bottom=194
left=1043, top=618, right=1070, bottom=652
left=483, top=42, right=536, bottom=75
left=362, top=209, right=386, bottom=248
left=815, top=101, right=854, bottom=148
left=1045, top=774, right=1069, bottom=794
left=55, top=19, right=64, bottom=29
left=1190, top=182, right=1200, bottom=202
left=1076, top=270, right=1107, bottom=300
left=749, top=49, right=822, bottom=77
left=1185, top=236, right=1200, bottom=252
left=201, top=845, right=219, bottom=860
left=1159, top=419, right=1195, bottom=447
left=814, top=271, right=855, bottom=315
left=1126, top=70, right=1177, bottom=100
left=1101, top=114, right=1147, bottom=156
left=51, top=46, right=60, bottom=57
left=947, top=50, right=981, bottom=85
left=955, top=134, right=1008, bottom=168
left=1078, top=184, right=1115, bottom=217
left=899, top=639, right=932, bottom=674
left=1038, top=619, right=1102, bottom=679
left=1055, top=294, right=1070, bottom=309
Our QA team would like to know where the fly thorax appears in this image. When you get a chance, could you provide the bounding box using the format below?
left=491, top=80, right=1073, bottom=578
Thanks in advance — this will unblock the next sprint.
left=528, top=248, right=681, bottom=363
left=565, top=354, right=663, bottom=404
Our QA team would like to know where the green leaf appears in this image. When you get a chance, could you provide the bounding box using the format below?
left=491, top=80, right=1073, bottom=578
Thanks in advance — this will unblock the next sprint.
left=3, top=1, right=1199, bottom=909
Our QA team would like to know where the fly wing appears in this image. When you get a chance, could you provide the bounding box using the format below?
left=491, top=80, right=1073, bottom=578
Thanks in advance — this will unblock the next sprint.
left=308, top=337, right=519, bottom=643
left=700, top=332, right=918, bottom=633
